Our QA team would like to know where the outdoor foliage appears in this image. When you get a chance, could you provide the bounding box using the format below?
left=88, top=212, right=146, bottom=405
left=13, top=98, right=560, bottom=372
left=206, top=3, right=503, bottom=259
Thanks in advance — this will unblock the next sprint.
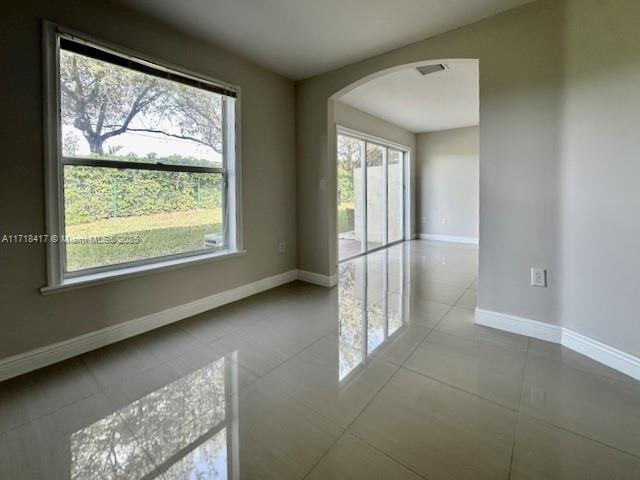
left=338, top=166, right=354, bottom=204
left=65, top=209, right=220, bottom=271
left=59, top=44, right=227, bottom=270
left=64, top=153, right=222, bottom=226
left=60, top=49, right=223, bottom=155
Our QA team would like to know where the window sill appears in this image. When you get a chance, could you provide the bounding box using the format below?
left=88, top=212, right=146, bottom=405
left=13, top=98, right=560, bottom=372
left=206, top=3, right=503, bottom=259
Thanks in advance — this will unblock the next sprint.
left=40, top=249, right=247, bottom=295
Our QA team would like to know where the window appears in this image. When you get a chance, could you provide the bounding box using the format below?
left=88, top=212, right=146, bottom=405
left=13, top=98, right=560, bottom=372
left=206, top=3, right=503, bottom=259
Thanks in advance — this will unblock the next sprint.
left=43, top=24, right=242, bottom=289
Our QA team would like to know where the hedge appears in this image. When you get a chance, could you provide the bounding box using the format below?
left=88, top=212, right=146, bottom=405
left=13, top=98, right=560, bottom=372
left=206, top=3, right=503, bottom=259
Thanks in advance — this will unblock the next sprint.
left=64, top=153, right=223, bottom=225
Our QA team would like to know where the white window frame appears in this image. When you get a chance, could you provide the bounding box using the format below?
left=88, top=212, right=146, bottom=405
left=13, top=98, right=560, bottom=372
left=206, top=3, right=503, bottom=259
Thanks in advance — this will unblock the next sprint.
left=41, top=22, right=244, bottom=293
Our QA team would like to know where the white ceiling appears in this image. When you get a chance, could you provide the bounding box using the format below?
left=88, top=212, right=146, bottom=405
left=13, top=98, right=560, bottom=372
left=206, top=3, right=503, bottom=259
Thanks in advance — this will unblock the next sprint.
left=117, top=0, right=533, bottom=80
left=339, top=60, right=479, bottom=133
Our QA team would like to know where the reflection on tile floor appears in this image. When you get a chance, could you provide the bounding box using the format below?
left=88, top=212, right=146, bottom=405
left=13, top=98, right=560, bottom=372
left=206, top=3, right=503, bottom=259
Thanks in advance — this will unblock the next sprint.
left=1, top=240, right=640, bottom=479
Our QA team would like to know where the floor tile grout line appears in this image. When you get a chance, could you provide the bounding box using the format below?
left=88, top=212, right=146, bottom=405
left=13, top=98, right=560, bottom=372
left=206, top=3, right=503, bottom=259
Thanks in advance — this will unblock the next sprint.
left=298, top=249, right=472, bottom=477
left=516, top=342, right=531, bottom=413
left=346, top=430, right=431, bottom=480
left=295, top=356, right=640, bottom=478
left=8, top=241, right=640, bottom=477
left=422, top=325, right=530, bottom=353
left=265, top=246, right=640, bottom=466
left=399, top=363, right=522, bottom=414
left=251, top=309, right=640, bottom=465
left=0, top=346, right=183, bottom=438
left=399, top=342, right=640, bottom=462
left=79, top=354, right=102, bottom=393
left=525, top=347, right=639, bottom=386
left=339, top=249, right=470, bottom=475
left=408, top=303, right=456, bottom=352
left=507, top=443, right=516, bottom=480
left=516, top=410, right=640, bottom=461
left=508, top=336, right=532, bottom=478
left=1, top=307, right=292, bottom=437
left=411, top=270, right=477, bottom=291
left=299, top=361, right=431, bottom=480
left=0, top=337, right=213, bottom=438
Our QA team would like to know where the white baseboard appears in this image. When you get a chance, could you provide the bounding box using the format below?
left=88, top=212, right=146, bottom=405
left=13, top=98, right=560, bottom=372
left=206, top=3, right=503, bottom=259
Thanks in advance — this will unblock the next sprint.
left=0, top=269, right=299, bottom=383
left=419, top=233, right=479, bottom=245
left=475, top=308, right=640, bottom=381
left=475, top=308, right=562, bottom=343
left=297, top=269, right=338, bottom=287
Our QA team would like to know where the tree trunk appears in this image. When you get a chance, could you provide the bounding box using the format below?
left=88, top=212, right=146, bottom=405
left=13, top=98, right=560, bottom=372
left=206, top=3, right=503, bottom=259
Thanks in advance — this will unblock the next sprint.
left=86, top=135, right=104, bottom=155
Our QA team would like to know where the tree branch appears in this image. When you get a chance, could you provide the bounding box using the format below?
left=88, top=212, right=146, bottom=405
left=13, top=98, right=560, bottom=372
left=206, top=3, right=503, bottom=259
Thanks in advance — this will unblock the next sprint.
left=99, top=88, right=162, bottom=142
left=124, top=128, right=217, bottom=151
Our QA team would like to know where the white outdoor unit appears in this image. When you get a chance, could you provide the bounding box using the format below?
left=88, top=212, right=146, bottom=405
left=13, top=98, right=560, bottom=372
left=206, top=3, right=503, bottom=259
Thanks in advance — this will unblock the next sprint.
left=204, top=233, right=224, bottom=249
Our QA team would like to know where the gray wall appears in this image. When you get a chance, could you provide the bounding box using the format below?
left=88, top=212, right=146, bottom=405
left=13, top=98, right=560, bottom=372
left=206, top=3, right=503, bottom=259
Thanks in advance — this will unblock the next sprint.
left=0, top=0, right=296, bottom=360
left=558, top=0, right=640, bottom=356
left=417, top=126, right=479, bottom=239
left=2, top=0, right=640, bottom=366
left=297, top=0, right=563, bottom=331
left=296, top=0, right=640, bottom=358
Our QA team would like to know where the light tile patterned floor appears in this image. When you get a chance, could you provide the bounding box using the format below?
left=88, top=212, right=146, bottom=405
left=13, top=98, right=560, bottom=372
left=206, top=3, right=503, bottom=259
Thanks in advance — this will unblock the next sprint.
left=1, top=240, right=640, bottom=479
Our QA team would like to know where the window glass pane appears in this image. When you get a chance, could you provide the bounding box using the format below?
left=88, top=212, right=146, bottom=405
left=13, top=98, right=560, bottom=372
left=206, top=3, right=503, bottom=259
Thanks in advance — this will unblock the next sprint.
left=63, top=166, right=223, bottom=272
left=60, top=48, right=223, bottom=168
left=337, top=134, right=365, bottom=261
left=366, top=143, right=385, bottom=250
left=388, top=149, right=404, bottom=243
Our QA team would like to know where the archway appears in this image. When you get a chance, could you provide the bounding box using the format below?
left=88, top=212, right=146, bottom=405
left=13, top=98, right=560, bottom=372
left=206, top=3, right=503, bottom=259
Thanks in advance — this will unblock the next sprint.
left=327, top=59, right=480, bottom=271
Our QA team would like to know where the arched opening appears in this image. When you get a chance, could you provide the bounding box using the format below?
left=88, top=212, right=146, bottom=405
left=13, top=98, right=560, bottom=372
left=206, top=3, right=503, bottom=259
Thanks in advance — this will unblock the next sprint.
left=328, top=59, right=480, bottom=272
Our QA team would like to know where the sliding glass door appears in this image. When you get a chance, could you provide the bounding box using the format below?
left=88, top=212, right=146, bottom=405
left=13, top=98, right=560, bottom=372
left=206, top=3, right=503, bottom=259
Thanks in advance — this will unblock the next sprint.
left=366, top=143, right=386, bottom=251
left=337, top=130, right=406, bottom=262
left=387, top=148, right=404, bottom=244
left=337, top=134, right=366, bottom=259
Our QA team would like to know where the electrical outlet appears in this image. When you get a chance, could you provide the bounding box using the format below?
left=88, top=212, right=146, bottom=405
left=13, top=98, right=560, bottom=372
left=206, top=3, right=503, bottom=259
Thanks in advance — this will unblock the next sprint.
left=441, top=217, right=447, bottom=225
left=530, top=267, right=547, bottom=287
left=318, top=178, right=326, bottom=192
left=278, top=241, right=286, bottom=254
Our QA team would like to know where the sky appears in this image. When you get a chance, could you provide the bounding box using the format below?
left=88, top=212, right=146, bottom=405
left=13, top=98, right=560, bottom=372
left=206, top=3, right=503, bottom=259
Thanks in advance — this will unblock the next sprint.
left=62, top=119, right=222, bottom=164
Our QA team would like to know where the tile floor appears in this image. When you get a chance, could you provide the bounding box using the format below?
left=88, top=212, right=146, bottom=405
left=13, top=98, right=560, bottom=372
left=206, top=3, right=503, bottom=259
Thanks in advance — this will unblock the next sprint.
left=1, top=240, right=640, bottom=479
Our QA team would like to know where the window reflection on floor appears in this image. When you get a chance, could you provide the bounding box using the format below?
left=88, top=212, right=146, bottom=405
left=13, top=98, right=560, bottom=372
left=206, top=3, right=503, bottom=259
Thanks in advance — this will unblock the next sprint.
left=71, top=356, right=237, bottom=479
left=337, top=248, right=407, bottom=382
left=69, top=244, right=413, bottom=478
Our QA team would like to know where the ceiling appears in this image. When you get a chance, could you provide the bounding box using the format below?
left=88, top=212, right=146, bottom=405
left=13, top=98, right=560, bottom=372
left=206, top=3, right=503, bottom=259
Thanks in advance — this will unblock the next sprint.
left=339, top=60, right=479, bottom=133
left=116, top=0, right=533, bottom=80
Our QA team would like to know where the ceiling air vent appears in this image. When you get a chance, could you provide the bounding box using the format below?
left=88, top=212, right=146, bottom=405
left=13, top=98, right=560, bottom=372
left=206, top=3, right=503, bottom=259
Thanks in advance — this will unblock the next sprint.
left=416, top=64, right=447, bottom=76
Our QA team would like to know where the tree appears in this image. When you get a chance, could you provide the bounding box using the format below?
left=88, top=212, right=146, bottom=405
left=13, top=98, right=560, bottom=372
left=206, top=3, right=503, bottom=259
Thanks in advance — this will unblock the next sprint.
left=60, top=51, right=167, bottom=155
left=60, top=50, right=223, bottom=156
left=337, top=135, right=362, bottom=171
left=162, top=84, right=223, bottom=154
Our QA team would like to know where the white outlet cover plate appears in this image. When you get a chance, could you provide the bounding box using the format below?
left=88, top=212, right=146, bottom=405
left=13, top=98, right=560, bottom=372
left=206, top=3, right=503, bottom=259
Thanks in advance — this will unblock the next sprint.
left=530, top=268, right=547, bottom=287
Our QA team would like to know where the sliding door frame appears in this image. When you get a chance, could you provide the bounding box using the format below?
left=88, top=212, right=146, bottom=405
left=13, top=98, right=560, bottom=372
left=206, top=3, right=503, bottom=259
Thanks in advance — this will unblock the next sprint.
left=336, top=125, right=410, bottom=263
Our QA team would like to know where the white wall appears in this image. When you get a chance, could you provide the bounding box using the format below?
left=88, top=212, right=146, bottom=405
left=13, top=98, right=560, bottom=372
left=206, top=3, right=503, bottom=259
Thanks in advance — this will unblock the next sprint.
left=416, top=126, right=479, bottom=239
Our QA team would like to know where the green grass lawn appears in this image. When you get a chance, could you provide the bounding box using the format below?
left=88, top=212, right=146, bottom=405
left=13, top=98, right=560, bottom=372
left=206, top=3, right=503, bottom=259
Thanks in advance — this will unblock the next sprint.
left=65, top=209, right=221, bottom=271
